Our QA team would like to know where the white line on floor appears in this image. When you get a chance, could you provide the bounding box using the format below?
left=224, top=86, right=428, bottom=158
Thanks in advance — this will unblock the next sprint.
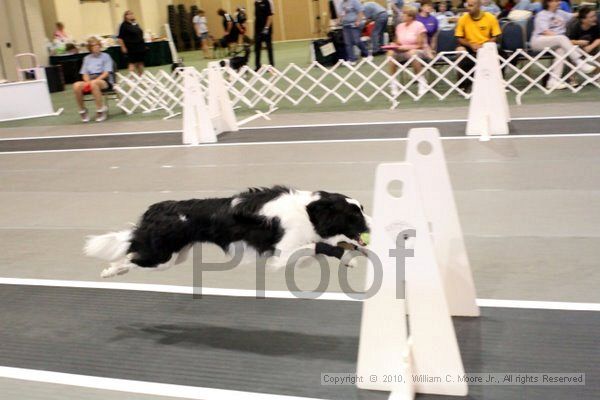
left=0, top=367, right=323, bottom=400
left=2, top=133, right=600, bottom=155
left=2, top=115, right=598, bottom=141
left=239, top=115, right=600, bottom=130
left=0, top=278, right=360, bottom=301
left=476, top=299, right=600, bottom=311
left=1, top=277, right=599, bottom=311
left=0, top=130, right=180, bottom=141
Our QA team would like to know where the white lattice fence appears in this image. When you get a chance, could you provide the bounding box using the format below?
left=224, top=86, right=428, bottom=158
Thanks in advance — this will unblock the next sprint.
left=114, top=48, right=600, bottom=118
left=501, top=46, right=600, bottom=104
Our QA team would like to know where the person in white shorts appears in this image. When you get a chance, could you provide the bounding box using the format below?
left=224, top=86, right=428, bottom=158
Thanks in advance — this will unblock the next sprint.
left=193, top=9, right=212, bottom=59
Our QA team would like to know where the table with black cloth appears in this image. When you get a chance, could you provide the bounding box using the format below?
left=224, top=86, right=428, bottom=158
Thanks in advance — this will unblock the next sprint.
left=49, top=41, right=172, bottom=83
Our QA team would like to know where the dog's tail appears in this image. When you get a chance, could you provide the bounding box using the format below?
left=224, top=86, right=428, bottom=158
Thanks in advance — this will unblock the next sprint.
left=84, top=230, right=132, bottom=261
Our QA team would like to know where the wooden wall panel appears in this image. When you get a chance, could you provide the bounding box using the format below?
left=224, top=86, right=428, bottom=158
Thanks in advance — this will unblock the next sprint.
left=280, top=0, right=312, bottom=40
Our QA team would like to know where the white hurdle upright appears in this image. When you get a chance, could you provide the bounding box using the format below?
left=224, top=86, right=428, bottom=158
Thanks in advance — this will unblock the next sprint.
left=406, top=128, right=479, bottom=317
left=357, top=128, right=478, bottom=399
left=182, top=67, right=216, bottom=144
left=466, top=42, right=511, bottom=141
left=207, top=61, right=239, bottom=136
left=182, top=62, right=239, bottom=145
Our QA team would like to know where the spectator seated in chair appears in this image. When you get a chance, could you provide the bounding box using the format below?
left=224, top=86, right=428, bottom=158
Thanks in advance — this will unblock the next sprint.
left=433, top=1, right=457, bottom=31
left=530, top=0, right=596, bottom=90
left=387, top=5, right=434, bottom=97
left=454, top=0, right=501, bottom=91
left=513, top=0, right=542, bottom=13
left=73, top=38, right=114, bottom=123
left=417, top=0, right=440, bottom=51
left=567, top=6, right=600, bottom=56
left=481, top=0, right=502, bottom=17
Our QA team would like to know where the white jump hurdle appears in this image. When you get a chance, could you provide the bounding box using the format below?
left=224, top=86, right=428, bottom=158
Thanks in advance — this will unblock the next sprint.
left=466, top=43, right=511, bottom=141
left=181, top=63, right=239, bottom=144
left=357, top=127, right=478, bottom=398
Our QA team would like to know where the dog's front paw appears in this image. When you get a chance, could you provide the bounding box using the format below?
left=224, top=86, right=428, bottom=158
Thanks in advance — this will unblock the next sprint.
left=341, top=250, right=362, bottom=268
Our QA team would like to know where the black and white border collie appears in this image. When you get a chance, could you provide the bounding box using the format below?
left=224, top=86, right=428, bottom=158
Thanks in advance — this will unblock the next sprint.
left=84, top=186, right=371, bottom=278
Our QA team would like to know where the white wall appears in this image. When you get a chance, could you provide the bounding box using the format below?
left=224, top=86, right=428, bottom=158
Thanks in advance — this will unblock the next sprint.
left=24, top=0, right=49, bottom=62
left=0, top=0, right=47, bottom=80
left=81, top=1, right=116, bottom=37
left=54, top=0, right=84, bottom=41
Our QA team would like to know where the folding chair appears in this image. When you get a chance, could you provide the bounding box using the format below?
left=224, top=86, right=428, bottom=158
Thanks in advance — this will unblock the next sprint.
left=501, top=21, right=526, bottom=55
left=14, top=53, right=43, bottom=81
left=436, top=30, right=459, bottom=61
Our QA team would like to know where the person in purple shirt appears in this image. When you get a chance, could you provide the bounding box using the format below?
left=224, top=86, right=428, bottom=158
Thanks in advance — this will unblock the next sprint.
left=416, top=0, right=439, bottom=49
left=530, top=0, right=595, bottom=90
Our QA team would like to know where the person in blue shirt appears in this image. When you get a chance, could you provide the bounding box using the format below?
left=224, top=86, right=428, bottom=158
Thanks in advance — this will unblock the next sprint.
left=513, top=0, right=542, bottom=13
left=73, top=38, right=113, bottom=122
left=481, top=0, right=501, bottom=16
left=391, top=0, right=404, bottom=27
left=363, top=1, right=389, bottom=55
left=337, top=0, right=369, bottom=64
left=559, top=0, right=571, bottom=12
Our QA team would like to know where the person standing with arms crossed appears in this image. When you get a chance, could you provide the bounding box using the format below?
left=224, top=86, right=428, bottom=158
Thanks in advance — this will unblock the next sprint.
left=254, top=0, right=275, bottom=71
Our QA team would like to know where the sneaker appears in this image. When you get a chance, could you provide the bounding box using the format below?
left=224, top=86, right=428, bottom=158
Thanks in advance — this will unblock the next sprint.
left=546, top=80, right=568, bottom=90
left=576, top=60, right=595, bottom=74
left=390, top=82, right=400, bottom=97
left=418, top=79, right=428, bottom=96
left=95, top=106, right=108, bottom=122
left=79, top=108, right=89, bottom=123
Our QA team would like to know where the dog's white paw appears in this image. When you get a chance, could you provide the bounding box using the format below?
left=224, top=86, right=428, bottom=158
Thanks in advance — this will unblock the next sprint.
left=341, top=250, right=361, bottom=268
left=101, top=263, right=132, bottom=278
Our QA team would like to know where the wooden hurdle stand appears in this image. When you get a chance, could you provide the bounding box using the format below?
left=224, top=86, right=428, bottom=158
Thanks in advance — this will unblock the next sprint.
left=357, top=128, right=479, bottom=399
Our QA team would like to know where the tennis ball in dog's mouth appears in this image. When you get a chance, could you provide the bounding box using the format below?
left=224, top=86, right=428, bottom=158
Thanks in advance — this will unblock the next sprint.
left=359, top=232, right=371, bottom=246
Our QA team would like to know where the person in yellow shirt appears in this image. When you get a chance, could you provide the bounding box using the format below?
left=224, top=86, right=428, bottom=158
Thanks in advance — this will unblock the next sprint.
left=454, top=0, right=501, bottom=90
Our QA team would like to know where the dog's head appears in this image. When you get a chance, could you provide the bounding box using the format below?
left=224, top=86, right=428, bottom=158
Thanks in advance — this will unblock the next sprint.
left=306, top=191, right=371, bottom=247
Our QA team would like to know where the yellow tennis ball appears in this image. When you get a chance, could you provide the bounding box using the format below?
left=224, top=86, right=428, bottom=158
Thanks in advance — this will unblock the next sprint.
left=360, top=232, right=370, bottom=246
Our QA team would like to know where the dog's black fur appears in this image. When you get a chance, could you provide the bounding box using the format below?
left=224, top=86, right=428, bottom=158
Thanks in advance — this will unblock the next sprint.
left=128, top=187, right=288, bottom=267
left=128, top=186, right=368, bottom=268
left=85, top=186, right=370, bottom=276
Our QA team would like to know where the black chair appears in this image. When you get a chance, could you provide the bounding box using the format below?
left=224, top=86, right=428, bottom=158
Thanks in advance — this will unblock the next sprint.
left=525, top=16, right=535, bottom=48
left=501, top=22, right=526, bottom=54
left=436, top=29, right=459, bottom=58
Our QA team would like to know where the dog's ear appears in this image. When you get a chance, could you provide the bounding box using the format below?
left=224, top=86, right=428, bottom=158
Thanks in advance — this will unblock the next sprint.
left=306, top=198, right=333, bottom=216
left=306, top=198, right=343, bottom=238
